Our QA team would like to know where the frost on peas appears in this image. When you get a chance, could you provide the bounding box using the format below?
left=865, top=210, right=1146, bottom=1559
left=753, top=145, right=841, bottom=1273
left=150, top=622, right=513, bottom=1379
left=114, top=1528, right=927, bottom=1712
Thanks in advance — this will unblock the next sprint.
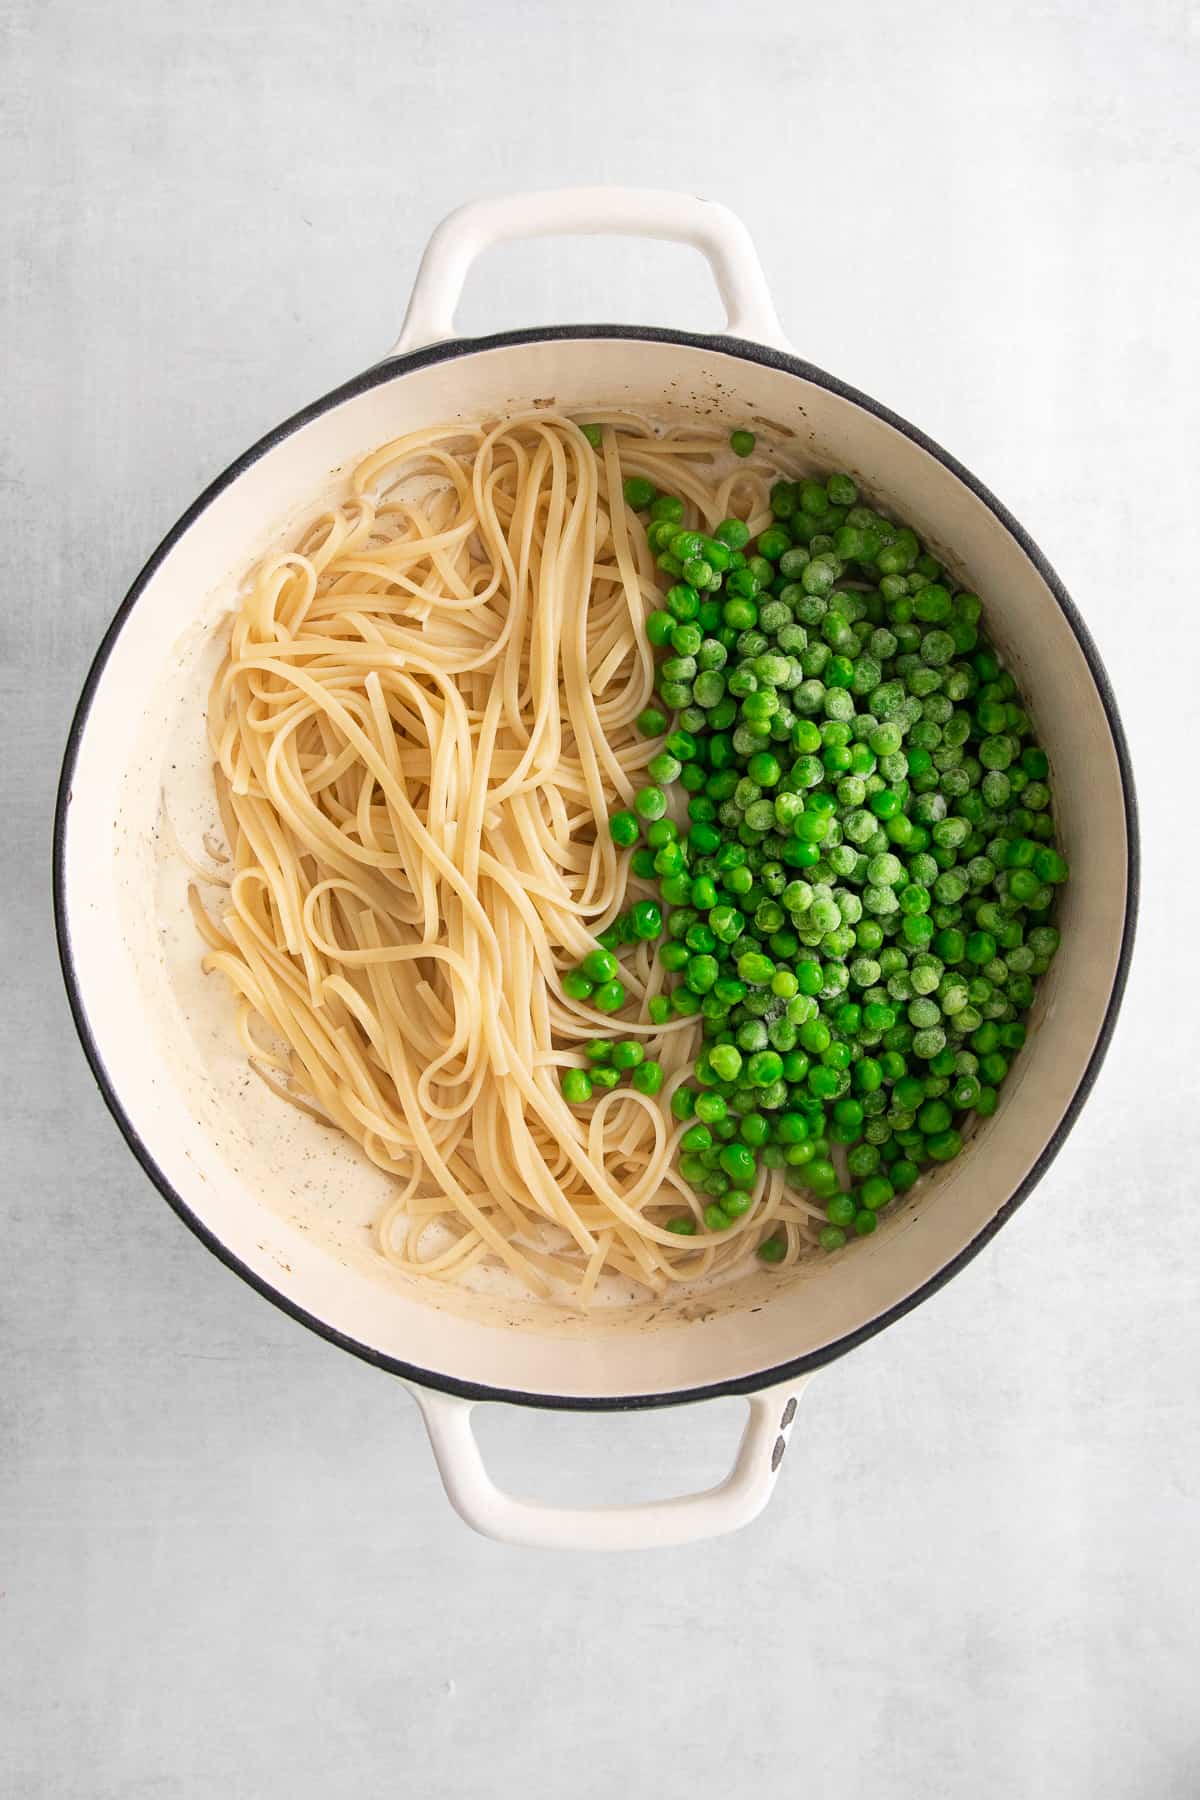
left=910, top=959, right=943, bottom=996
left=937, top=763, right=970, bottom=801
left=851, top=956, right=882, bottom=987
left=843, top=808, right=877, bottom=845
left=801, top=555, right=841, bottom=596
left=900, top=883, right=932, bottom=919
left=809, top=896, right=841, bottom=932
left=920, top=630, right=956, bottom=666
left=979, top=734, right=1016, bottom=770
left=932, top=816, right=970, bottom=849
left=793, top=593, right=829, bottom=627
left=836, top=889, right=864, bottom=924
left=912, top=791, right=948, bottom=825
left=629, top=470, right=1067, bottom=1254
left=851, top=656, right=882, bottom=695
left=793, top=679, right=826, bottom=715
left=870, top=681, right=906, bottom=719
left=866, top=851, right=905, bottom=887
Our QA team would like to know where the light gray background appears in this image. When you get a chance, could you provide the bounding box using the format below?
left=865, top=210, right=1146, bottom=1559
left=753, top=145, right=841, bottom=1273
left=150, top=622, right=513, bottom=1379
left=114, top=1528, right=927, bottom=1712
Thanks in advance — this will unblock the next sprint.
left=3, top=2, right=1198, bottom=1796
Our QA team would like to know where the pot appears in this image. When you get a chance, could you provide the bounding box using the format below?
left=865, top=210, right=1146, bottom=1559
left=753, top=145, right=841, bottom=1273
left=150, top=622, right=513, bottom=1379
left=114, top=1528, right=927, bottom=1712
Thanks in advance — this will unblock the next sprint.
left=55, top=188, right=1137, bottom=1550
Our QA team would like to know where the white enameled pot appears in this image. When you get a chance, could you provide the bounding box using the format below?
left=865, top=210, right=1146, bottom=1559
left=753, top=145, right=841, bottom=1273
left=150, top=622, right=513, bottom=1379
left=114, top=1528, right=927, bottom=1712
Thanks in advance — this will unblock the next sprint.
left=55, top=189, right=1137, bottom=1551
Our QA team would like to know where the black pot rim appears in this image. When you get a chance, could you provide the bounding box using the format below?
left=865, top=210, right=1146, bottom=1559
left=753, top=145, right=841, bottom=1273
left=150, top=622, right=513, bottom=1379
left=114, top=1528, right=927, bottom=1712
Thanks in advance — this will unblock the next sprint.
left=53, top=323, right=1140, bottom=1414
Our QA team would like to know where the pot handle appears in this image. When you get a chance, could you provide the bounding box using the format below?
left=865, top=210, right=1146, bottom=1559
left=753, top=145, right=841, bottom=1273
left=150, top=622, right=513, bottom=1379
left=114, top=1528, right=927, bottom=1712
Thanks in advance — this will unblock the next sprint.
left=388, top=187, right=787, bottom=357
left=402, top=1377, right=810, bottom=1551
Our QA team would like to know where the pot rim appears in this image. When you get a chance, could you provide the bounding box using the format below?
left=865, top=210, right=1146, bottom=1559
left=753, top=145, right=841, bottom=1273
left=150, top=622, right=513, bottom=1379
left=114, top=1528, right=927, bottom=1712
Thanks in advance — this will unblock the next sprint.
left=53, top=323, right=1140, bottom=1412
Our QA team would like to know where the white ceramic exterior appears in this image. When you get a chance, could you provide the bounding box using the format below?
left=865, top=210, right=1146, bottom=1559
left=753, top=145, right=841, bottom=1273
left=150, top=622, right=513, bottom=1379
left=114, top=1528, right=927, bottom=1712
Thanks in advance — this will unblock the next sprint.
left=55, top=190, right=1135, bottom=1550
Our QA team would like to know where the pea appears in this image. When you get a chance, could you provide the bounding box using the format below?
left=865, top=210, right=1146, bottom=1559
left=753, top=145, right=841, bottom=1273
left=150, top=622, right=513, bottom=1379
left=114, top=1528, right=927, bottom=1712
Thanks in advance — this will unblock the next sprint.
left=694, top=1093, right=727, bottom=1125
left=614, top=464, right=1064, bottom=1270
left=630, top=900, right=663, bottom=940
left=581, top=947, right=618, bottom=984
left=827, top=1193, right=857, bottom=1228
left=623, top=476, right=657, bottom=510
left=631, top=1061, right=664, bottom=1095
left=561, top=1069, right=593, bottom=1105
left=634, top=786, right=668, bottom=822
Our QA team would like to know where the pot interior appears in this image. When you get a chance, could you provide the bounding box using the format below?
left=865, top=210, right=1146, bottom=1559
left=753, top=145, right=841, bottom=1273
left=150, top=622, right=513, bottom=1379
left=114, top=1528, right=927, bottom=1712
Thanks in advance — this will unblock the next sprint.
left=59, top=333, right=1130, bottom=1402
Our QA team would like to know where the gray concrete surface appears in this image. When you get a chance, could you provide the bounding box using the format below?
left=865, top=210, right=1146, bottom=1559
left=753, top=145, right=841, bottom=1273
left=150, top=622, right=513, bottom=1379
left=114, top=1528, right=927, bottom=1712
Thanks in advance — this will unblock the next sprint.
left=3, top=1, right=1198, bottom=1795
